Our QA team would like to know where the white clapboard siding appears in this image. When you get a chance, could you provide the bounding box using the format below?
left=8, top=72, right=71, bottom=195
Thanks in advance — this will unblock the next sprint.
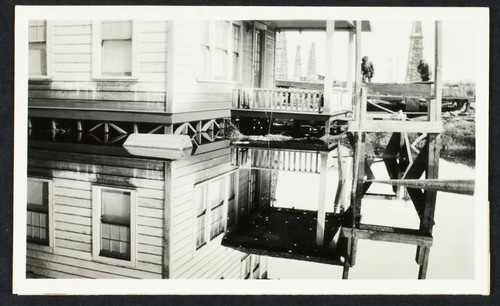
left=30, top=20, right=169, bottom=112
left=169, top=21, right=256, bottom=114
left=26, top=151, right=166, bottom=279
left=168, top=147, right=265, bottom=279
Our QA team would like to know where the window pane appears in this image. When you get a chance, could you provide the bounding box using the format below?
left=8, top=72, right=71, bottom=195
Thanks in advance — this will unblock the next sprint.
left=195, top=186, right=206, bottom=216
left=215, top=21, right=228, bottom=50
left=232, top=24, right=240, bottom=51
left=214, top=49, right=227, bottom=79
left=27, top=180, right=49, bottom=207
left=196, top=215, right=206, bottom=248
left=231, top=53, right=239, bottom=81
left=200, top=21, right=210, bottom=46
left=101, top=40, right=132, bottom=76
left=102, top=21, right=132, bottom=40
left=199, top=45, right=210, bottom=79
left=210, top=178, right=225, bottom=208
left=101, top=189, right=130, bottom=225
left=29, top=20, right=46, bottom=42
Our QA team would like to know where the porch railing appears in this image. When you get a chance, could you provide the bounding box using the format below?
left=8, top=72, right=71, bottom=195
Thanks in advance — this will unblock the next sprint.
left=233, top=87, right=354, bottom=114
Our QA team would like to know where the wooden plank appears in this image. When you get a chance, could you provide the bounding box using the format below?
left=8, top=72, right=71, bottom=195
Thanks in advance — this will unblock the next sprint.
left=29, top=89, right=166, bottom=102
left=363, top=83, right=432, bottom=97
left=29, top=99, right=166, bottom=112
left=348, top=120, right=442, bottom=133
left=341, top=224, right=433, bottom=247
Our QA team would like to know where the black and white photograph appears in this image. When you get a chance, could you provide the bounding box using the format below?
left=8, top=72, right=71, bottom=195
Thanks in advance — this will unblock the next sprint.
left=12, top=6, right=489, bottom=295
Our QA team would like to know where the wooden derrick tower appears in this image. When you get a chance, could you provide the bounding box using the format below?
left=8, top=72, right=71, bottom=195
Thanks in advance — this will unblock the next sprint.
left=293, top=45, right=302, bottom=80
left=275, top=31, right=289, bottom=80
left=406, top=21, right=424, bottom=82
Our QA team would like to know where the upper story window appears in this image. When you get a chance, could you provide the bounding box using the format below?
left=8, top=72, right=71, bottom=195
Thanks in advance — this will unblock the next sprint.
left=28, top=20, right=50, bottom=78
left=198, top=21, right=242, bottom=82
left=93, top=21, right=137, bottom=80
left=27, top=178, right=53, bottom=246
left=195, top=171, right=238, bottom=250
left=92, top=185, right=136, bottom=265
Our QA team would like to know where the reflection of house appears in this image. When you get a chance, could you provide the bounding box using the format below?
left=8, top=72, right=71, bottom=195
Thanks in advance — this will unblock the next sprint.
left=27, top=19, right=279, bottom=279
left=27, top=18, right=446, bottom=280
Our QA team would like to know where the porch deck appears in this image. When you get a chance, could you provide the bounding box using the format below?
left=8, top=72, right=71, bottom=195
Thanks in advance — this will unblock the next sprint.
left=222, top=207, right=348, bottom=265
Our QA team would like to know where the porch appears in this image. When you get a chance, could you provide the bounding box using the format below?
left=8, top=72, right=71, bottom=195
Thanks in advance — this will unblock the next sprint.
left=222, top=207, right=348, bottom=265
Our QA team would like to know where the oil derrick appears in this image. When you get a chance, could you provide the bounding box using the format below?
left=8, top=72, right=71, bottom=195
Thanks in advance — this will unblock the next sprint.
left=406, top=21, right=424, bottom=82
left=293, top=45, right=302, bottom=80
left=307, top=42, right=317, bottom=81
left=275, top=31, right=289, bottom=80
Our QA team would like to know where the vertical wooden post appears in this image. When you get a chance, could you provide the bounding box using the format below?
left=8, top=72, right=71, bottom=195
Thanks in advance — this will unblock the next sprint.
left=316, top=152, right=329, bottom=246
left=323, top=20, right=335, bottom=114
left=431, top=21, right=443, bottom=122
left=354, top=21, right=363, bottom=120
left=77, top=121, right=82, bottom=133
left=417, top=22, right=442, bottom=279
left=346, top=31, right=355, bottom=109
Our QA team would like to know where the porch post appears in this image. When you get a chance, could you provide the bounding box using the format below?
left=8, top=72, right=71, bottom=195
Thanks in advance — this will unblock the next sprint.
left=354, top=20, right=363, bottom=120
left=316, top=152, right=329, bottom=246
left=323, top=20, right=335, bottom=114
left=346, top=31, right=355, bottom=107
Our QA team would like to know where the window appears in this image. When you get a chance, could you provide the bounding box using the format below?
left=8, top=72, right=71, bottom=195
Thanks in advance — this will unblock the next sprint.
left=92, top=186, right=136, bottom=264
left=27, top=178, right=52, bottom=246
left=194, top=171, right=239, bottom=250
left=93, top=21, right=137, bottom=79
left=28, top=20, right=48, bottom=77
left=198, top=21, right=242, bottom=82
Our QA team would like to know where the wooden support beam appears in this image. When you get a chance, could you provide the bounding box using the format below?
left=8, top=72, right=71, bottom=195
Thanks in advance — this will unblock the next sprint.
left=341, top=224, right=433, bottom=247
left=346, top=31, right=355, bottom=98
left=430, top=21, right=443, bottom=122
left=77, top=121, right=82, bottom=132
left=415, top=133, right=441, bottom=277
left=354, top=20, right=362, bottom=119
left=323, top=20, right=335, bottom=114
left=367, top=179, right=475, bottom=196
left=316, top=152, right=329, bottom=246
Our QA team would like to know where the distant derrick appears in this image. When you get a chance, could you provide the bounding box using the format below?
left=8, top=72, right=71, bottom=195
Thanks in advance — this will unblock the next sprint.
left=406, top=21, right=424, bottom=82
left=293, top=45, right=302, bottom=80
left=275, top=31, right=289, bottom=80
left=307, top=43, right=317, bottom=81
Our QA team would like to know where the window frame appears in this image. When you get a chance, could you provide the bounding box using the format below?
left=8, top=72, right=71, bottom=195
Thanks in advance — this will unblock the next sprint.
left=26, top=177, right=54, bottom=248
left=193, top=170, right=239, bottom=252
left=197, top=20, right=243, bottom=84
left=28, top=20, right=52, bottom=80
left=92, top=20, right=138, bottom=81
left=91, top=185, right=137, bottom=267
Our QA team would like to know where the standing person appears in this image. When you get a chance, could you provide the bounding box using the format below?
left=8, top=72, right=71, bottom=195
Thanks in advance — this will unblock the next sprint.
left=417, top=59, right=431, bottom=81
left=361, top=56, right=374, bottom=82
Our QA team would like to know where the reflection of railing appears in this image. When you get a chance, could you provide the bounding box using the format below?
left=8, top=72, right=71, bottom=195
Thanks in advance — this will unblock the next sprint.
left=231, top=147, right=322, bottom=173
